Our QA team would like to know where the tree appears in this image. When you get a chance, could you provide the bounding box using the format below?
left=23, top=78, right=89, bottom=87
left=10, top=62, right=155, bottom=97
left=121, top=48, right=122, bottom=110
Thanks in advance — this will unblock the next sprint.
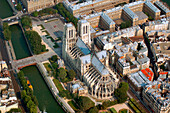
left=32, top=95, right=39, bottom=106
left=114, top=82, right=129, bottom=103
left=21, top=90, right=27, bottom=99
left=119, top=82, right=129, bottom=91
left=24, top=95, right=31, bottom=103
left=3, top=22, right=9, bottom=30
left=52, top=63, right=58, bottom=69
left=77, top=96, right=95, bottom=111
left=33, top=11, right=38, bottom=17
left=51, top=55, right=58, bottom=62
left=57, top=68, right=67, bottom=80
left=68, top=69, right=76, bottom=80
left=3, top=29, right=11, bottom=40
left=25, top=30, right=46, bottom=54
left=88, top=107, right=99, bottom=113
left=29, top=105, right=37, bottom=113
left=27, top=100, right=34, bottom=109
left=21, top=16, right=32, bottom=28
left=16, top=3, right=22, bottom=11
left=7, top=108, right=21, bottom=113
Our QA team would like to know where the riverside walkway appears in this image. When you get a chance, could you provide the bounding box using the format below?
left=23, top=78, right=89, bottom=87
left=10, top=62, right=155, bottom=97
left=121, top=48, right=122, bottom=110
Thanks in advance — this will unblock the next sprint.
left=37, top=63, right=75, bottom=113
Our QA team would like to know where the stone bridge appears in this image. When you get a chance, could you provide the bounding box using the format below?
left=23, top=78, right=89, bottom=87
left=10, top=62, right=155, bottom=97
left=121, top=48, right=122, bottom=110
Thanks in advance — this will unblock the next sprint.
left=11, top=50, right=56, bottom=70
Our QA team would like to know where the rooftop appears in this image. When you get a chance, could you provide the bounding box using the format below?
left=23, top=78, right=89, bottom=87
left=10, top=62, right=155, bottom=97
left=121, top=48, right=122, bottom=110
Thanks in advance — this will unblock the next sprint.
left=92, top=55, right=109, bottom=75
left=144, top=0, right=160, bottom=13
left=76, top=38, right=91, bottom=55
left=101, top=13, right=115, bottom=25
left=123, top=6, right=138, bottom=19
left=155, top=1, right=170, bottom=13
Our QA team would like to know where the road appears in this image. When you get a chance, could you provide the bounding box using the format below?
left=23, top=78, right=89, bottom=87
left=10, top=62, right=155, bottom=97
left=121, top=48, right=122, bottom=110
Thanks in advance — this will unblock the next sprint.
left=0, top=32, right=26, bottom=112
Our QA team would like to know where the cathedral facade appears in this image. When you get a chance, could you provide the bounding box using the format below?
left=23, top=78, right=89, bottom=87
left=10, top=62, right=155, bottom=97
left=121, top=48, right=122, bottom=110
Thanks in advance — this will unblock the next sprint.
left=62, top=20, right=119, bottom=99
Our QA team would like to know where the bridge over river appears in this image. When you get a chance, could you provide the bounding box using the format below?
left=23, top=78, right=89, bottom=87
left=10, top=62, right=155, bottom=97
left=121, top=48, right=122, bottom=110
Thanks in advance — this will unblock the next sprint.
left=11, top=50, right=56, bottom=71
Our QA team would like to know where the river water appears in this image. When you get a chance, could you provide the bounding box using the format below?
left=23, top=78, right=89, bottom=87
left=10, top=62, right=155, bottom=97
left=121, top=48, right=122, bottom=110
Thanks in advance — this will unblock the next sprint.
left=0, top=0, right=13, bottom=19
left=10, top=24, right=31, bottom=60
left=22, top=66, right=65, bottom=113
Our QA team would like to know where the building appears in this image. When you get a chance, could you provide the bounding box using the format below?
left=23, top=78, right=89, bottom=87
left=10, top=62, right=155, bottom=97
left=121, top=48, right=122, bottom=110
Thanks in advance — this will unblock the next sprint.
left=0, top=61, right=7, bottom=72
left=63, top=0, right=129, bottom=16
left=142, top=79, right=170, bottom=113
left=144, top=18, right=169, bottom=32
left=62, top=21, right=119, bottom=100
left=22, top=0, right=55, bottom=12
left=154, top=1, right=170, bottom=18
left=67, top=80, right=88, bottom=96
left=79, top=0, right=162, bottom=30
left=127, top=68, right=153, bottom=93
left=0, top=61, right=18, bottom=113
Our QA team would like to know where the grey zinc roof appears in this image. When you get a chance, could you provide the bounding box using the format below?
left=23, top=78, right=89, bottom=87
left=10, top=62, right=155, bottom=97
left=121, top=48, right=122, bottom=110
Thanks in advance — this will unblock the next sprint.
left=101, top=13, right=115, bottom=25
left=144, top=1, right=160, bottom=13
left=123, top=6, right=138, bottom=19
left=92, top=56, right=109, bottom=75
left=76, top=38, right=91, bottom=55
left=155, top=1, right=170, bottom=13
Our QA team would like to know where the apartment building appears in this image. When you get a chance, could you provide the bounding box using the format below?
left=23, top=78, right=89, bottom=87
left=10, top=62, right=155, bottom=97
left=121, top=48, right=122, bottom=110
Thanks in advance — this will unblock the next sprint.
left=80, top=0, right=162, bottom=31
left=154, top=1, right=170, bottom=18
left=127, top=68, right=153, bottom=93
left=0, top=61, right=18, bottom=113
left=142, top=79, right=170, bottom=113
left=63, top=0, right=129, bottom=16
left=144, top=18, right=169, bottom=32
left=22, top=0, right=55, bottom=12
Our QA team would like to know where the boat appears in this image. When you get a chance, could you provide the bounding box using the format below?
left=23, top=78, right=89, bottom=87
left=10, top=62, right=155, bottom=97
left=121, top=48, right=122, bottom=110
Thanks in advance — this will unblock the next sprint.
left=25, top=77, right=33, bottom=90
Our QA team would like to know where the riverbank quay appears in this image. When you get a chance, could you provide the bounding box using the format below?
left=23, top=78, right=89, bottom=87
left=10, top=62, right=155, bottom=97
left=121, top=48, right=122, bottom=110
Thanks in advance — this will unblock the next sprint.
left=37, top=62, right=75, bottom=113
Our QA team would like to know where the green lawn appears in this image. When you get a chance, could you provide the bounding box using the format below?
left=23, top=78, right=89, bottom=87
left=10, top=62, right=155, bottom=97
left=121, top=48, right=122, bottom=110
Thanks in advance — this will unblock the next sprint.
left=110, top=108, right=117, bottom=113
left=119, top=109, right=127, bottom=113
left=43, top=63, right=52, bottom=72
left=68, top=100, right=79, bottom=111
left=53, top=79, right=64, bottom=92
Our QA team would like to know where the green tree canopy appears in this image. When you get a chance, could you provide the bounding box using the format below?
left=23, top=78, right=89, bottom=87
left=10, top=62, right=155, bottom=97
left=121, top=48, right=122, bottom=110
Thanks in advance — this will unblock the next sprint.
left=3, top=29, right=11, bottom=40
left=68, top=69, right=76, bottom=80
left=24, top=95, right=31, bottom=103
left=114, top=82, right=129, bottom=103
left=33, top=11, right=38, bottom=17
left=76, top=96, right=95, bottom=111
left=21, top=90, right=27, bottom=99
left=21, top=16, right=32, bottom=28
left=25, top=30, right=46, bottom=54
left=7, top=108, right=21, bottom=113
left=16, top=3, right=22, bottom=11
left=27, top=100, right=35, bottom=109
left=51, top=55, right=58, bottom=62
left=88, top=106, right=99, bottom=113
left=57, top=68, right=67, bottom=80
left=3, top=22, right=9, bottom=30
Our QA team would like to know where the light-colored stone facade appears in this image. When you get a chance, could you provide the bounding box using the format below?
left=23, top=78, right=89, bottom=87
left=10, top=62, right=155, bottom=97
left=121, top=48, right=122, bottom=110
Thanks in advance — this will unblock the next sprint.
left=22, top=0, right=55, bottom=13
left=62, top=21, right=119, bottom=100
